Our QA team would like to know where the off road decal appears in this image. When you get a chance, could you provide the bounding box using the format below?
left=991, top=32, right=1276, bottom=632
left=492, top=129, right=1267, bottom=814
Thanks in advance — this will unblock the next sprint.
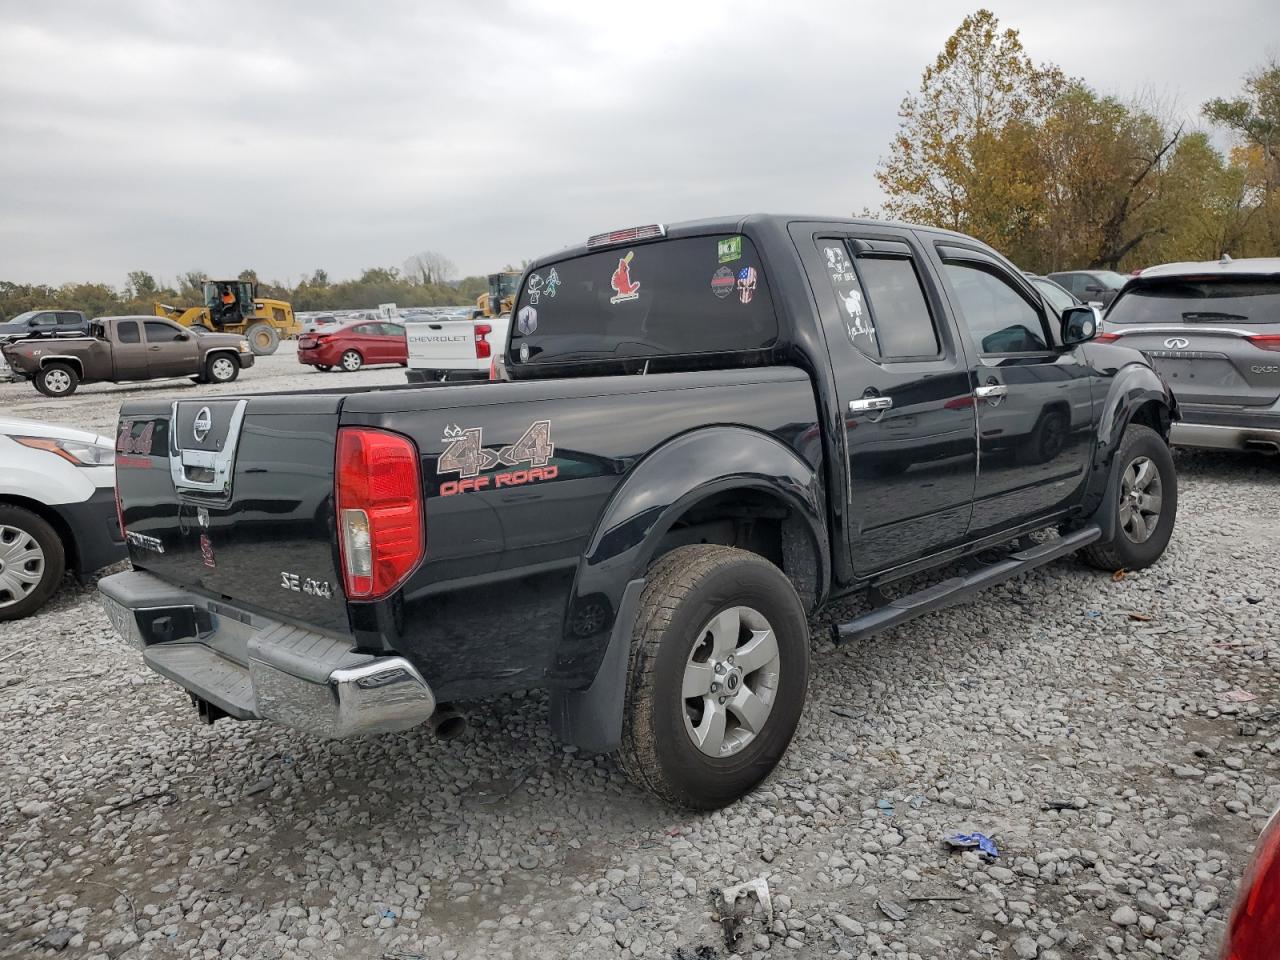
left=437, top=420, right=558, bottom=496
left=718, top=236, right=742, bottom=263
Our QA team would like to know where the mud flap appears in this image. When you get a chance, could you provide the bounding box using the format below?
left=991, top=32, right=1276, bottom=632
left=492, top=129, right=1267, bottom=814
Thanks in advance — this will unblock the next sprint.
left=548, top=578, right=645, bottom=754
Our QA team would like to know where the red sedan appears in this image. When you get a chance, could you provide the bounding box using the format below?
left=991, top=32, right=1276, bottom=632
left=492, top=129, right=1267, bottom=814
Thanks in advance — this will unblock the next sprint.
left=297, top=321, right=407, bottom=372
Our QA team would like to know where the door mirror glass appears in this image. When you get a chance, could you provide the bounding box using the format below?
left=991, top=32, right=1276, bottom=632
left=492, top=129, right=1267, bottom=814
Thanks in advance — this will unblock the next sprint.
left=1061, top=305, right=1099, bottom=346
left=175, top=332, right=189, bottom=341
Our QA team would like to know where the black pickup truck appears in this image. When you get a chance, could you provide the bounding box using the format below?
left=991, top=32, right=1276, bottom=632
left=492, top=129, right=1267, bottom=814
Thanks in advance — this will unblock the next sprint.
left=100, top=215, right=1179, bottom=809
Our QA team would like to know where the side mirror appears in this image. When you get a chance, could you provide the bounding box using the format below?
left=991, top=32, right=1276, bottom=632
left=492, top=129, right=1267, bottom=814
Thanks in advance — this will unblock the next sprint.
left=176, top=333, right=189, bottom=341
left=1061, top=305, right=1100, bottom=346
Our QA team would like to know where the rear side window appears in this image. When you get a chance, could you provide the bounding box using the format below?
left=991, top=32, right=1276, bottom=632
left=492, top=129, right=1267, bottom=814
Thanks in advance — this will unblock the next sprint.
left=144, top=321, right=184, bottom=342
left=1108, top=278, right=1280, bottom=325
left=856, top=255, right=940, bottom=359
left=116, top=321, right=140, bottom=343
left=510, top=235, right=777, bottom=366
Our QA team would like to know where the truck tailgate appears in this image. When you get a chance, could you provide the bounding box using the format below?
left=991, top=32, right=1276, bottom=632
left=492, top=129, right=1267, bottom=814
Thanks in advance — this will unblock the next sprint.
left=406, top=319, right=476, bottom=368
left=114, top=393, right=349, bottom=633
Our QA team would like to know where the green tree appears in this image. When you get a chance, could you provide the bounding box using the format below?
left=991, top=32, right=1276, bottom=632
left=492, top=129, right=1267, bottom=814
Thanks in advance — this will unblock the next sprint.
left=1204, top=60, right=1280, bottom=250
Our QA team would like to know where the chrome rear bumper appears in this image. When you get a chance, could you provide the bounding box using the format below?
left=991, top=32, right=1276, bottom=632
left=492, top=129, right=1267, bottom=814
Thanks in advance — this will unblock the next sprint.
left=99, top=570, right=435, bottom=738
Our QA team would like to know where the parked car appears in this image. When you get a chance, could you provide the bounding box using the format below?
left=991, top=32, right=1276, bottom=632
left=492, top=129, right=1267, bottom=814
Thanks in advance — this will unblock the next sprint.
left=0, top=417, right=125, bottom=621
left=1220, top=804, right=1279, bottom=959
left=1047, top=270, right=1130, bottom=307
left=297, top=321, right=407, bottom=372
left=1097, top=257, right=1280, bottom=455
left=405, top=313, right=507, bottom=382
left=101, top=214, right=1177, bottom=809
left=0, top=309, right=88, bottom=339
left=299, top=314, right=341, bottom=335
left=0, top=316, right=254, bottom=397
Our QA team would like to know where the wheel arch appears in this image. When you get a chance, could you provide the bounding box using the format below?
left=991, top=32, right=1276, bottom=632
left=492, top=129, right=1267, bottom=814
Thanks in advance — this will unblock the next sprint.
left=38, top=355, right=84, bottom=378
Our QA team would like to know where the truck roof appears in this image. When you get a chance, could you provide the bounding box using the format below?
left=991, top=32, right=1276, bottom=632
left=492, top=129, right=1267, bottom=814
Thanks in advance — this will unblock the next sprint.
left=530, top=213, right=973, bottom=268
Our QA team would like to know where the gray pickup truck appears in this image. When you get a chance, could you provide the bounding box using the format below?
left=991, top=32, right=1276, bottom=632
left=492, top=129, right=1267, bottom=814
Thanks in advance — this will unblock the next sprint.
left=1, top=315, right=254, bottom=397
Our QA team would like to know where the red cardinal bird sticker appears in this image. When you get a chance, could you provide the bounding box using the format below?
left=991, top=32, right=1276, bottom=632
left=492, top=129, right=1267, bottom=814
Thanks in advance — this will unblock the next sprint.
left=609, top=251, right=641, bottom=304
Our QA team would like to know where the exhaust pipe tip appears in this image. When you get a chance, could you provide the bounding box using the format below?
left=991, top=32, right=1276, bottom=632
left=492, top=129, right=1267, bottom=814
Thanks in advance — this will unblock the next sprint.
left=430, top=704, right=468, bottom=740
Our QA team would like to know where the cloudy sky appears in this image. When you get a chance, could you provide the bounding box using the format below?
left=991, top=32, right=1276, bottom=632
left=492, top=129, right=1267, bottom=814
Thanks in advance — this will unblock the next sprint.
left=1, top=0, right=1277, bottom=287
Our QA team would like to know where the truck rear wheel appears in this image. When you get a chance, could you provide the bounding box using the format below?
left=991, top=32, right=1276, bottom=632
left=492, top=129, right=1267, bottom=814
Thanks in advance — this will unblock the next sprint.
left=34, top=363, right=79, bottom=397
left=1082, top=424, right=1177, bottom=572
left=243, top=322, right=279, bottom=356
left=0, top=505, right=65, bottom=622
left=617, top=544, right=809, bottom=809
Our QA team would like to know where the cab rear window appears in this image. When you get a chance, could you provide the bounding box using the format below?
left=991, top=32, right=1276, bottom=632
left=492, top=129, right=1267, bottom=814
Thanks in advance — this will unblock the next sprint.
left=509, top=236, right=777, bottom=366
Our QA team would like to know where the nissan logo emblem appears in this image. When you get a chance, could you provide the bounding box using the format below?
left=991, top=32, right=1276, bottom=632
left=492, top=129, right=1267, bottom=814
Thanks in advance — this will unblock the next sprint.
left=193, top=406, right=212, bottom=442
left=1164, top=337, right=1190, bottom=349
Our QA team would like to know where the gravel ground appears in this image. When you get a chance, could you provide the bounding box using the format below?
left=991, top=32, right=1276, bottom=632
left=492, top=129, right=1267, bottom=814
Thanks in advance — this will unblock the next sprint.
left=2, top=347, right=1278, bottom=960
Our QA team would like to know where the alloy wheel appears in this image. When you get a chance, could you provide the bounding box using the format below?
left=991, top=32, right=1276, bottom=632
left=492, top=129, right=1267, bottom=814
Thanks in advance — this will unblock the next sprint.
left=681, top=605, right=782, bottom=758
left=1119, top=455, right=1162, bottom=543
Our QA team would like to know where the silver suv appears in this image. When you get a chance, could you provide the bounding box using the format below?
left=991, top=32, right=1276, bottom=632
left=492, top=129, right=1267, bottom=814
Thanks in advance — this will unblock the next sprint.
left=1100, top=257, right=1280, bottom=455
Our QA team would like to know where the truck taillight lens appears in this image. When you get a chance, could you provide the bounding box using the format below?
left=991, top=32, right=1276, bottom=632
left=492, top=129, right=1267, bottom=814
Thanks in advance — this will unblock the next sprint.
left=1222, top=809, right=1280, bottom=960
left=475, top=323, right=492, bottom=360
left=114, top=482, right=125, bottom=537
left=1247, top=334, right=1280, bottom=353
left=335, top=427, right=424, bottom=600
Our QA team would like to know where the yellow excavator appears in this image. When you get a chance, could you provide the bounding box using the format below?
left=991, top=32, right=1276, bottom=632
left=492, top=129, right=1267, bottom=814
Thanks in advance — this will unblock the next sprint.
left=155, top=279, right=298, bottom=356
left=473, top=272, right=521, bottom=320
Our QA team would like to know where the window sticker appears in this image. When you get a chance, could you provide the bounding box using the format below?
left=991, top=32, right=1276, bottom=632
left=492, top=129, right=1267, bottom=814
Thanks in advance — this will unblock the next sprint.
left=436, top=420, right=559, bottom=496
left=843, top=289, right=875, bottom=344
left=517, top=305, right=537, bottom=335
left=544, top=267, right=561, bottom=298
left=711, top=266, right=736, bottom=299
left=824, top=245, right=855, bottom=283
left=609, top=251, right=641, bottom=304
left=527, top=273, right=545, bottom=304
left=718, top=236, right=742, bottom=264
left=737, top=266, right=757, bottom=305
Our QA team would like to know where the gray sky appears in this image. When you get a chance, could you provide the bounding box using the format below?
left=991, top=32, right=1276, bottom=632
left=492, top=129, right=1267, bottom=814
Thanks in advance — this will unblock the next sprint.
left=1, top=0, right=1277, bottom=287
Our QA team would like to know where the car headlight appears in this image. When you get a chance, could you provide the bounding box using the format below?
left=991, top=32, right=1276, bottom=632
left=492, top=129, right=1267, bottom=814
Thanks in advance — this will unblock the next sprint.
left=12, top=435, right=116, bottom=467
left=238, top=340, right=251, bottom=352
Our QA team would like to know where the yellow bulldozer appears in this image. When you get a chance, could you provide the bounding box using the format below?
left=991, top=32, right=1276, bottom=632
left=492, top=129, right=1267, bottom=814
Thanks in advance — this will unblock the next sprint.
left=473, top=272, right=521, bottom=320
left=155, top=279, right=298, bottom=356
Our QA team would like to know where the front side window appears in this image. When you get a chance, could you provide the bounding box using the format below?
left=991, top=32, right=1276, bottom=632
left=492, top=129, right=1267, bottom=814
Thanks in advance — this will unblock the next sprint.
left=143, top=320, right=184, bottom=342
left=510, top=235, right=778, bottom=366
left=116, top=321, right=140, bottom=343
left=944, top=261, right=1050, bottom=354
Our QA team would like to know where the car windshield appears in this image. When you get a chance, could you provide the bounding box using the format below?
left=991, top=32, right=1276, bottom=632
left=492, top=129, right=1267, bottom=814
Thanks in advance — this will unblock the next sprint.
left=509, top=235, right=778, bottom=367
left=7, top=310, right=38, bottom=324
left=1095, top=271, right=1130, bottom=288
left=1108, top=277, right=1280, bottom=325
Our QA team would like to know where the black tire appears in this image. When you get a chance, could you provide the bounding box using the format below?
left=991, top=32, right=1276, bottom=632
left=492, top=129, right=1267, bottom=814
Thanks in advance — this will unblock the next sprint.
left=314, top=364, right=332, bottom=372
left=1081, top=424, right=1177, bottom=572
left=34, top=363, right=79, bottom=397
left=617, top=544, right=809, bottom=809
left=205, top=353, right=239, bottom=384
left=340, top=350, right=363, bottom=372
left=0, top=505, right=66, bottom=622
left=243, top=322, right=280, bottom=356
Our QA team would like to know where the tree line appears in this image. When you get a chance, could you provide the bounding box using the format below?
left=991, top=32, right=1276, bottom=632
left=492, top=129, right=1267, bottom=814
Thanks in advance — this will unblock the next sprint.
left=876, top=9, right=1280, bottom=272
left=0, top=254, right=499, bottom=322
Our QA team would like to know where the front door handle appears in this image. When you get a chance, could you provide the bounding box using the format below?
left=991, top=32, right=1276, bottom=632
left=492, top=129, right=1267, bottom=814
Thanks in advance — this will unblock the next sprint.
left=973, top=384, right=1008, bottom=400
left=148, top=345, right=162, bottom=351
left=848, top=396, right=893, bottom=414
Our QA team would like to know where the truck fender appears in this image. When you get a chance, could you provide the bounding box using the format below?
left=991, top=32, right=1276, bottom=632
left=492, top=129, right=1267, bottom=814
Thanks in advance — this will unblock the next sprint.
left=1080, top=359, right=1177, bottom=536
left=37, top=355, right=85, bottom=377
left=549, top=426, right=826, bottom=753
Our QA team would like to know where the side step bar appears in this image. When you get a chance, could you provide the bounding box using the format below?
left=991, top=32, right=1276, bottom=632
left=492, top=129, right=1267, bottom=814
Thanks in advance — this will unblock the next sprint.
left=832, top=524, right=1102, bottom=645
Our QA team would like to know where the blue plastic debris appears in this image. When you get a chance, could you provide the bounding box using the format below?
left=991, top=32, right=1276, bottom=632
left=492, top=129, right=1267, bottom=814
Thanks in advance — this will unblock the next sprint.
left=944, top=832, right=999, bottom=859
left=1086, top=610, right=1103, bottom=619
left=381, top=909, right=397, bottom=919
left=876, top=798, right=895, bottom=817
left=908, top=795, right=926, bottom=810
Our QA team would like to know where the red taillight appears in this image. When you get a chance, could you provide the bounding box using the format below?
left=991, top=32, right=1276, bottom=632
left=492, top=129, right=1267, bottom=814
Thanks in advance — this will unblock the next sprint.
left=335, top=427, right=424, bottom=600
left=1222, top=810, right=1280, bottom=960
left=1247, top=334, right=1280, bottom=353
left=315, top=335, right=332, bottom=344
left=1095, top=333, right=1121, bottom=343
left=475, top=322, right=492, bottom=360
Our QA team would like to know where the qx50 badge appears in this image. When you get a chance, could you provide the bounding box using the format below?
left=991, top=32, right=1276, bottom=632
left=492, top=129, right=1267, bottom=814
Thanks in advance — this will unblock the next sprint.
left=436, top=420, right=557, bottom=496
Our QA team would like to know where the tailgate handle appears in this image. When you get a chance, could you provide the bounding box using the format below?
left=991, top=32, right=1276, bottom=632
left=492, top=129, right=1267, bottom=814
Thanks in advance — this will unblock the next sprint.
left=428, top=324, right=443, bottom=329
left=168, top=399, right=248, bottom=496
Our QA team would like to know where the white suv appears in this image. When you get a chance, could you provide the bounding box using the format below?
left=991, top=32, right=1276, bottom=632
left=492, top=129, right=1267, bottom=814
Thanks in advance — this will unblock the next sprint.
left=0, top=417, right=125, bottom=620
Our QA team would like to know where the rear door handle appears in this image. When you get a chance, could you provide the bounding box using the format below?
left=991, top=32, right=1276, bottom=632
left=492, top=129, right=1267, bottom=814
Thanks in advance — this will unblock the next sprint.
left=848, top=396, right=893, bottom=414
left=973, top=384, right=1008, bottom=399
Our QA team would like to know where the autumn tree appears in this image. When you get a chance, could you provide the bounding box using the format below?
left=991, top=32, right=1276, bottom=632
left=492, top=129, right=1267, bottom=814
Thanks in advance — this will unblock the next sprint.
left=1204, top=60, right=1280, bottom=250
left=876, top=9, right=1067, bottom=261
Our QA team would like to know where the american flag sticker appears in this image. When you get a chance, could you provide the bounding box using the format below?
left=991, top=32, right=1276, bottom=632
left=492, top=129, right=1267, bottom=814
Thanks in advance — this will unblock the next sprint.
left=737, top=266, right=758, bottom=305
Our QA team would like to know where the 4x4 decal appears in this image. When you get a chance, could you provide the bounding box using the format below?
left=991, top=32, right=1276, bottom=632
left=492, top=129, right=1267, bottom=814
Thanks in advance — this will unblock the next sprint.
left=437, top=420, right=557, bottom=496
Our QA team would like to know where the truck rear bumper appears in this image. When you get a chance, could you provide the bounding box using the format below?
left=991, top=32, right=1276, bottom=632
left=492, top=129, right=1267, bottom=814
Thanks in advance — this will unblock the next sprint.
left=98, top=569, right=436, bottom=737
